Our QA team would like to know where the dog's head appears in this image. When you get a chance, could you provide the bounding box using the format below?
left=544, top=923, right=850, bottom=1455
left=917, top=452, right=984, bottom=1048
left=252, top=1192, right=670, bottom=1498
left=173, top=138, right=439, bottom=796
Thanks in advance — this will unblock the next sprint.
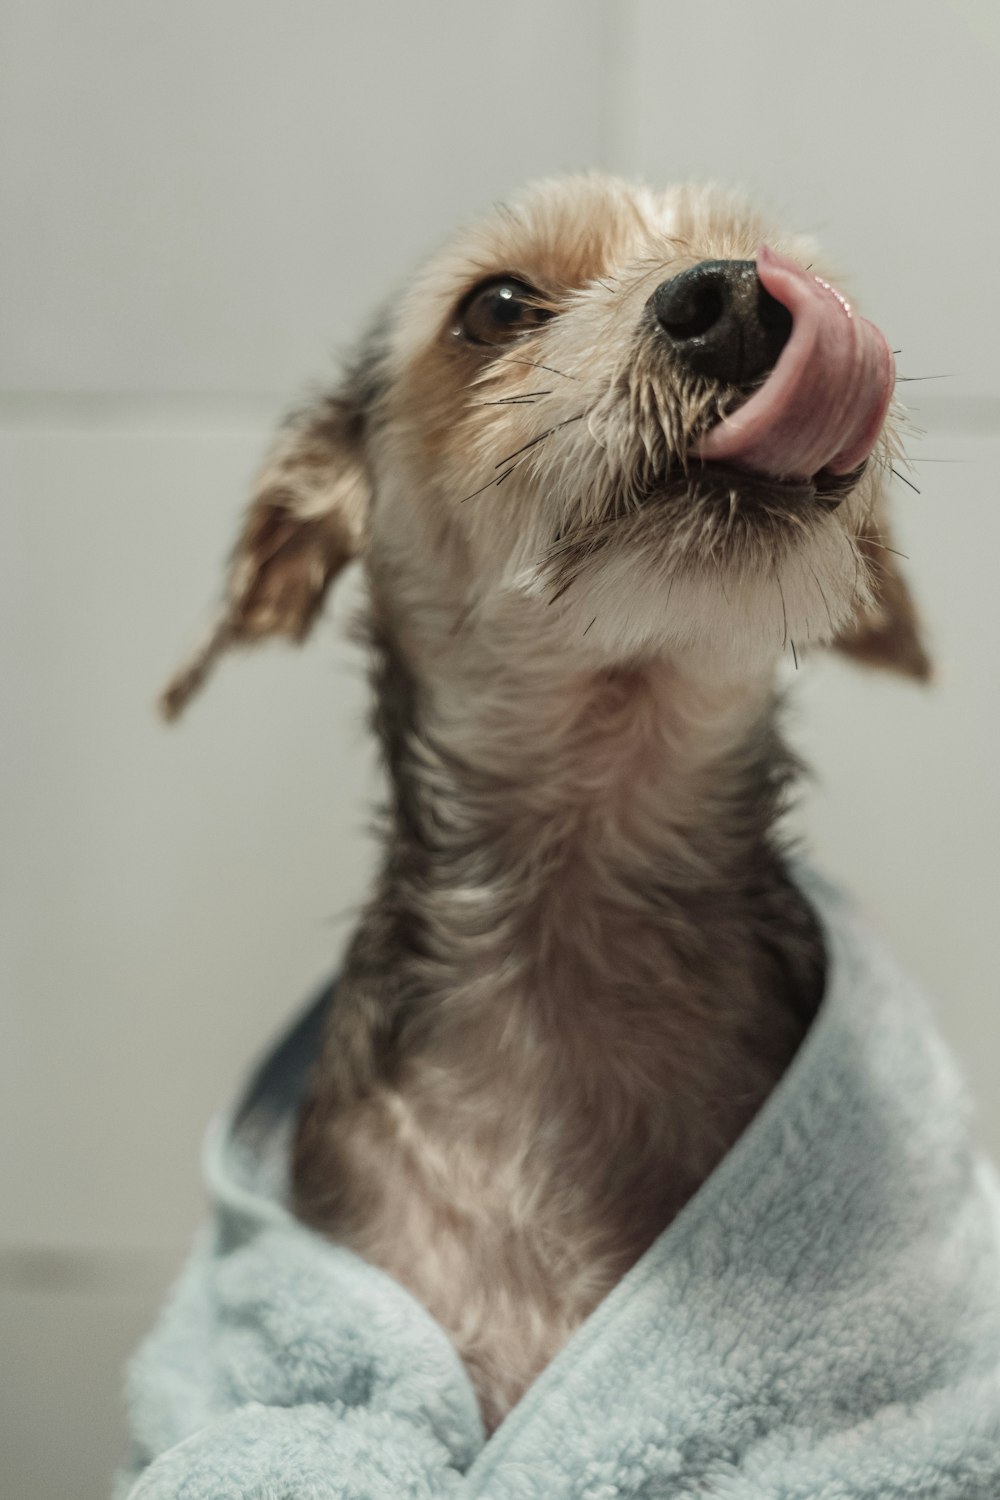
left=162, top=175, right=928, bottom=716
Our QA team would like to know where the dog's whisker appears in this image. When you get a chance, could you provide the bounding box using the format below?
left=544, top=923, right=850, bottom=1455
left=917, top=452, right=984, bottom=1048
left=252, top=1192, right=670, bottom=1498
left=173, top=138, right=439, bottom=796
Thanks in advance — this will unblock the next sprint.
left=493, top=431, right=556, bottom=469
left=891, top=465, right=921, bottom=495
left=493, top=413, right=587, bottom=470
left=775, top=570, right=789, bottom=650
left=492, top=355, right=579, bottom=380
left=850, top=534, right=910, bottom=561
left=460, top=462, right=521, bottom=503
left=478, top=391, right=553, bottom=406
left=546, top=574, right=577, bottom=606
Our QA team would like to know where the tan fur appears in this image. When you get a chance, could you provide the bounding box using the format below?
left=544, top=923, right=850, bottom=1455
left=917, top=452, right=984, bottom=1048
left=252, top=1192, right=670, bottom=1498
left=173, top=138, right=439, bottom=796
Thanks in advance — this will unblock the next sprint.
left=162, top=175, right=928, bottom=1427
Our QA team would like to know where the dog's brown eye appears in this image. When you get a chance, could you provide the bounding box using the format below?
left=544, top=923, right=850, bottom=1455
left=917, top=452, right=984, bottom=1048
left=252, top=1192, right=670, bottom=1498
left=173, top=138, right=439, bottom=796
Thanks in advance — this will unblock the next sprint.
left=455, top=277, right=553, bottom=346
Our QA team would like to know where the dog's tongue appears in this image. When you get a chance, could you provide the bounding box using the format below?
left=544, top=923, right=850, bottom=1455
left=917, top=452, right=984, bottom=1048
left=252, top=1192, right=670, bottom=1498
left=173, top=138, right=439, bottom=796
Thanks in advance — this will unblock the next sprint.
left=695, top=244, right=894, bottom=480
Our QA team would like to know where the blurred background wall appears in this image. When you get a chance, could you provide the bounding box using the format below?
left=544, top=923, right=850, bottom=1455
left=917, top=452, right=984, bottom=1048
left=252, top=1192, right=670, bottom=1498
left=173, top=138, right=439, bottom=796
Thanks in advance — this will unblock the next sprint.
left=3, top=2, right=998, bottom=1495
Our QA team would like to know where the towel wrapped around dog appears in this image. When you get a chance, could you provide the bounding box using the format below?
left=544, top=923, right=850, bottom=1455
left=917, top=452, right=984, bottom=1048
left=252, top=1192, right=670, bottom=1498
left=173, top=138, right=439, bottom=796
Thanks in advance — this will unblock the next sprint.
left=116, top=873, right=1000, bottom=1498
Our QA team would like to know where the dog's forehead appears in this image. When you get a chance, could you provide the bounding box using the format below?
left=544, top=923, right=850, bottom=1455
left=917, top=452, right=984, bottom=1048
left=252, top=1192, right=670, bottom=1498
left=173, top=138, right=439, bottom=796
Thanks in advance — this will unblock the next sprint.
left=469, top=175, right=672, bottom=286
left=389, top=176, right=675, bottom=363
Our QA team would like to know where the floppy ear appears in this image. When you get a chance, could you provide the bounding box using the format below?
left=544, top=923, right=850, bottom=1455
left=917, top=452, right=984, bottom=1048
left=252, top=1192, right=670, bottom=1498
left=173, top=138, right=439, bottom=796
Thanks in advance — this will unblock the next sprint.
left=832, top=505, right=932, bottom=682
left=160, top=377, right=374, bottom=720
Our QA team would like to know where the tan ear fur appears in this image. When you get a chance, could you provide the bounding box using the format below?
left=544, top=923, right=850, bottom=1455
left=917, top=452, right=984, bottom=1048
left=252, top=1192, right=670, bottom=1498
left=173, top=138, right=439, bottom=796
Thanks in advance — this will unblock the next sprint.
left=832, top=510, right=931, bottom=682
left=160, top=390, right=370, bottom=720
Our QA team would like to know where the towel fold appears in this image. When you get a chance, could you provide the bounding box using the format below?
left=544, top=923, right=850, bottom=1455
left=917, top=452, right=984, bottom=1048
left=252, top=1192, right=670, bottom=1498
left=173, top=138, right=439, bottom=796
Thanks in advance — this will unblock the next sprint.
left=117, top=872, right=1000, bottom=1498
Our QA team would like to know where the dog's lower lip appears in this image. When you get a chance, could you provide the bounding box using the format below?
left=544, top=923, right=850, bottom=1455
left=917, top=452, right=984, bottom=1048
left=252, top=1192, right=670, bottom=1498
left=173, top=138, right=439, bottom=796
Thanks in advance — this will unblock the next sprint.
left=638, top=460, right=850, bottom=510
left=694, top=460, right=815, bottom=497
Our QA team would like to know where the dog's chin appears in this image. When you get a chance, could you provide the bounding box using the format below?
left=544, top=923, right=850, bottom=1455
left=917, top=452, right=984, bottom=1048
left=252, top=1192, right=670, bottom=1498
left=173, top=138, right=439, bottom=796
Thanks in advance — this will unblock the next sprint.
left=528, top=462, right=864, bottom=678
left=549, top=553, right=847, bottom=680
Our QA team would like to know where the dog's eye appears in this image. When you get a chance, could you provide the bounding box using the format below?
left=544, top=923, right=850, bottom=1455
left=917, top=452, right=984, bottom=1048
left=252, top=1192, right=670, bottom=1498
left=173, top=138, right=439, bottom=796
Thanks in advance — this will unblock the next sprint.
left=454, top=277, right=553, bottom=346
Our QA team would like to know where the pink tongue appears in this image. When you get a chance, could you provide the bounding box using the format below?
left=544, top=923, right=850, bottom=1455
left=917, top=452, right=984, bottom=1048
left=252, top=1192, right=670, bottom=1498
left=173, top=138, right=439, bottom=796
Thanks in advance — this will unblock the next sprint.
left=694, top=244, right=894, bottom=481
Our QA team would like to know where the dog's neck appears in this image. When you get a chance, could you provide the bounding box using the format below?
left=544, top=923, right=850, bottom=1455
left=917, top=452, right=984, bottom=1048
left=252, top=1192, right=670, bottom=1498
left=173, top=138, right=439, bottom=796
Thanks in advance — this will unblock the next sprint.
left=292, top=588, right=824, bottom=1417
left=381, top=600, right=784, bottom=908
left=299, top=586, right=823, bottom=1151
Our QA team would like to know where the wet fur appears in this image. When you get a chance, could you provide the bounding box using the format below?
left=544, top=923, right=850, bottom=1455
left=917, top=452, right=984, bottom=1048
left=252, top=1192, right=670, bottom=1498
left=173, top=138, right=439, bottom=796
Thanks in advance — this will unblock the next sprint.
left=162, top=175, right=928, bottom=1429
left=293, top=628, right=824, bottom=1424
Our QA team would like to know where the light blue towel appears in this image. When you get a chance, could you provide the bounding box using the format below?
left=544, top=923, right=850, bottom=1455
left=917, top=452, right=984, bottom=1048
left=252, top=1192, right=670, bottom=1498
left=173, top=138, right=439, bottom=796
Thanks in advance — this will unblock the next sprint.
left=116, top=874, right=1000, bottom=1498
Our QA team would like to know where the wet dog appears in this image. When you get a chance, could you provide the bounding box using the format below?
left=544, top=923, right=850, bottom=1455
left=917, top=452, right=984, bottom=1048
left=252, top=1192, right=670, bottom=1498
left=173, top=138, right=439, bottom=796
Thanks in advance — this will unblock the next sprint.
left=162, top=176, right=928, bottom=1428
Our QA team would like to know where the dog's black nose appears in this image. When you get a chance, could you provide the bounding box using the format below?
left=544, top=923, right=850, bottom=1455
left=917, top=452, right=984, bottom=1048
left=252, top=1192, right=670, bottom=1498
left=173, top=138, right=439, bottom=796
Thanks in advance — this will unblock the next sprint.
left=651, top=260, right=792, bottom=385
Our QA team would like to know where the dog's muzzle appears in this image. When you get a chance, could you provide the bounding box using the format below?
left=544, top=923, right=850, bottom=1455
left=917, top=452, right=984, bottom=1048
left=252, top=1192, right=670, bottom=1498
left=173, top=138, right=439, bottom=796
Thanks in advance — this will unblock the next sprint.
left=650, top=260, right=792, bottom=387
left=648, top=248, right=894, bottom=483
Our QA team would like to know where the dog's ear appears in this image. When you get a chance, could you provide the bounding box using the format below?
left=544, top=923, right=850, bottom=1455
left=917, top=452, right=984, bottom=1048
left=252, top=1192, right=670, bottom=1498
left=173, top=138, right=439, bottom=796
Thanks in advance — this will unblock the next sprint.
left=831, top=508, right=932, bottom=681
left=160, top=365, right=378, bottom=720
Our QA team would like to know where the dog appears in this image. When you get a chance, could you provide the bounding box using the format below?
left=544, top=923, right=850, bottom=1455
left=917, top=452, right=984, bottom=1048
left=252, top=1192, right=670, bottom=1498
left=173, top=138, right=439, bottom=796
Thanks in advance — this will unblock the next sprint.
left=161, top=175, right=929, bottom=1430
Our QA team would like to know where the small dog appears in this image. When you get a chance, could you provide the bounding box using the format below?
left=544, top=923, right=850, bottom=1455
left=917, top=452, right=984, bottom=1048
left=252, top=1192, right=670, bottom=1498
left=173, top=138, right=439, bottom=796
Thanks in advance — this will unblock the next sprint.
left=162, top=175, right=929, bottom=1430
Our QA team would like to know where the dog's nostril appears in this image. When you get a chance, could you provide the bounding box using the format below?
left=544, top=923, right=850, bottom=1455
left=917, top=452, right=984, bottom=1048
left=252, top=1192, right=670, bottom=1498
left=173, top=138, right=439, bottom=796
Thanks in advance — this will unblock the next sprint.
left=651, top=260, right=792, bottom=386
left=656, top=279, right=726, bottom=341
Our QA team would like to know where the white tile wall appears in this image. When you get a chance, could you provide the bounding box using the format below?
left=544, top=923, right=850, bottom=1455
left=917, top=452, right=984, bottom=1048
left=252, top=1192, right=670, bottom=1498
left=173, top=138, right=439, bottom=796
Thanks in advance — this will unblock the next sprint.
left=3, top=416, right=379, bottom=1253
left=4, top=2, right=997, bottom=1496
left=0, top=0, right=613, bottom=395
left=614, top=0, right=1000, bottom=402
left=0, top=1251, right=182, bottom=1500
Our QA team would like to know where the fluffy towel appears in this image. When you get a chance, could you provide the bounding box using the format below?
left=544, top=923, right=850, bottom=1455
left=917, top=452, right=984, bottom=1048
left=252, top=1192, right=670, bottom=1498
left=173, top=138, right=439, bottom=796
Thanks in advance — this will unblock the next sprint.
left=116, top=874, right=1000, bottom=1498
